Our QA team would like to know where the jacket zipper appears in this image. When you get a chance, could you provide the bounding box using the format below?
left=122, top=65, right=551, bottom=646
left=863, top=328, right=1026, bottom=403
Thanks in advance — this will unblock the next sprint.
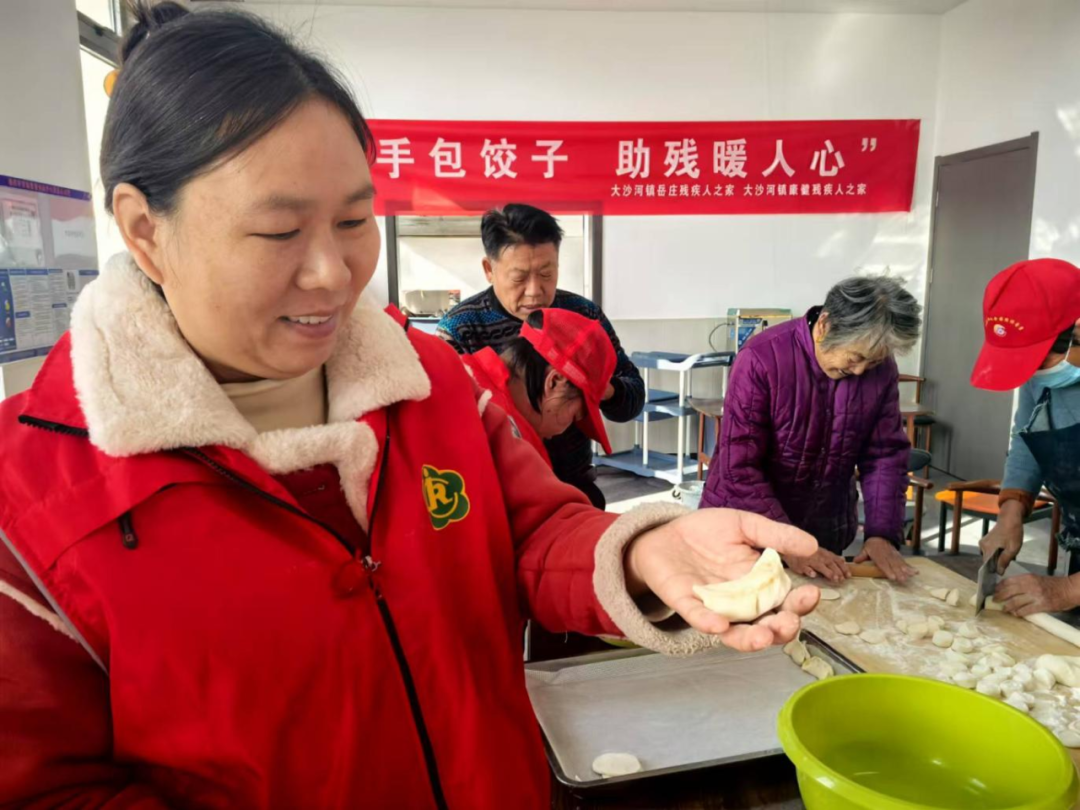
left=18, top=414, right=90, bottom=438
left=183, top=444, right=449, bottom=810
left=118, top=511, right=138, bottom=550
left=362, top=426, right=449, bottom=810
left=20, top=416, right=449, bottom=809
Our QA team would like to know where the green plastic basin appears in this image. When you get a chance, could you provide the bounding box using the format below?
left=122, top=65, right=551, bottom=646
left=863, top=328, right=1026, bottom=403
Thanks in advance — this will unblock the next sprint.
left=777, top=674, right=1079, bottom=810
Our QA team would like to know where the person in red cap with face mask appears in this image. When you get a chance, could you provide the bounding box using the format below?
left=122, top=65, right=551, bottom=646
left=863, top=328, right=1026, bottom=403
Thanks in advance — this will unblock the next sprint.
left=973, top=258, right=1080, bottom=615
left=463, top=308, right=615, bottom=468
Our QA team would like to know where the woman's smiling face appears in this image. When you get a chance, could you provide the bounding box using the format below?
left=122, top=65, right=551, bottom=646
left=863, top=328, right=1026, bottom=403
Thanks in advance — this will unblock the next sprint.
left=115, top=99, right=380, bottom=382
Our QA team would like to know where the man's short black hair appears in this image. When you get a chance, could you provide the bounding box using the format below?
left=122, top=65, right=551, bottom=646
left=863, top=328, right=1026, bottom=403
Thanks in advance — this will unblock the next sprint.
left=481, top=203, right=563, bottom=261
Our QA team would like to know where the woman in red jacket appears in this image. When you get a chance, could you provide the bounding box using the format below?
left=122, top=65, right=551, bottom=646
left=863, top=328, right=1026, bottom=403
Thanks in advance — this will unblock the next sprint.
left=0, top=4, right=819, bottom=808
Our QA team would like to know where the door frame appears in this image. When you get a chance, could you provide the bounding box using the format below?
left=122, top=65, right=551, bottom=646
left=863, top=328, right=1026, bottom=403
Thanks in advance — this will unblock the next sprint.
left=920, top=131, right=1039, bottom=373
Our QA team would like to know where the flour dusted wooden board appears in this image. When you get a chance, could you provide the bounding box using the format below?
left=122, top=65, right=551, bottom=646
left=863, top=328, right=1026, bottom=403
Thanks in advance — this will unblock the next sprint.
left=799, top=557, right=1080, bottom=671
left=796, top=556, right=1080, bottom=773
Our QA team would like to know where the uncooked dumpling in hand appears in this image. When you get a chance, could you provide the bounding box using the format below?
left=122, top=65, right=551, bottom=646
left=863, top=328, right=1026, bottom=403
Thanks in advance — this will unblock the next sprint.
left=692, top=548, right=792, bottom=623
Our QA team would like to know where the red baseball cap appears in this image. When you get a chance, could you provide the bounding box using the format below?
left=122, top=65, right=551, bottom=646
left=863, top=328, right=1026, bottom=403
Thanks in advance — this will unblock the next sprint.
left=520, top=309, right=616, bottom=454
left=971, top=258, right=1080, bottom=391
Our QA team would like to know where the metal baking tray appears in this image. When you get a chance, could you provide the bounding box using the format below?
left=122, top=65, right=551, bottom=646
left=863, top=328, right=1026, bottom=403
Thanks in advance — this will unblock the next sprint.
left=524, top=632, right=857, bottom=790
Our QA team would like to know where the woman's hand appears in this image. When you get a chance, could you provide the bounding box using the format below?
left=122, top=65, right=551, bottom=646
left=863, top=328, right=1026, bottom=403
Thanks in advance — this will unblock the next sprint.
left=854, top=537, right=917, bottom=583
left=995, top=574, right=1080, bottom=617
left=624, top=509, right=821, bottom=652
left=783, top=548, right=850, bottom=583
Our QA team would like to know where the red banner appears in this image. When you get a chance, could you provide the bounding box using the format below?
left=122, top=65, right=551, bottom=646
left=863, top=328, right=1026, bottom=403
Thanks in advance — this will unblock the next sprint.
left=368, top=119, right=919, bottom=216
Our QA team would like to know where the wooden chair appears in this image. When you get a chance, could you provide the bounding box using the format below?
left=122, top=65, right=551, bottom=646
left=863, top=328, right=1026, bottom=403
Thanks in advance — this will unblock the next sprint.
left=899, top=374, right=934, bottom=475
left=905, top=448, right=934, bottom=555
left=936, top=480, right=1061, bottom=574
left=856, top=449, right=933, bottom=554
left=690, top=397, right=724, bottom=481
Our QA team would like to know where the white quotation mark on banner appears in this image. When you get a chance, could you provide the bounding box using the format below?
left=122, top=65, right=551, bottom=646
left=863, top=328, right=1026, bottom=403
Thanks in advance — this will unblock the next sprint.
left=861, top=137, right=878, bottom=152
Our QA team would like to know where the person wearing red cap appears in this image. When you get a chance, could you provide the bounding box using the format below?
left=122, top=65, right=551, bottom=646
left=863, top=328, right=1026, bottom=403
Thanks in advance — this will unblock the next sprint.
left=463, top=309, right=615, bottom=468
left=437, top=204, right=645, bottom=509
left=974, top=258, right=1080, bottom=616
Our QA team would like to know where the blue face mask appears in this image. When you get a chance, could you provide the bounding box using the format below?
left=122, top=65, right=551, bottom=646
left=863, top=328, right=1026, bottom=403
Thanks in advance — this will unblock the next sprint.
left=1033, top=336, right=1080, bottom=389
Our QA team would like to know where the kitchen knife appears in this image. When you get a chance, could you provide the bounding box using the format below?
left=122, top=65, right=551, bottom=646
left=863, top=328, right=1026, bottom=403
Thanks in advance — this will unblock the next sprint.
left=975, top=548, right=1002, bottom=615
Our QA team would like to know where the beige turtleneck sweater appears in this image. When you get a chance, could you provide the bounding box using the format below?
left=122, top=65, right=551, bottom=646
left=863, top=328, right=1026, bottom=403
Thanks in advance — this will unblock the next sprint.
left=220, top=366, right=328, bottom=433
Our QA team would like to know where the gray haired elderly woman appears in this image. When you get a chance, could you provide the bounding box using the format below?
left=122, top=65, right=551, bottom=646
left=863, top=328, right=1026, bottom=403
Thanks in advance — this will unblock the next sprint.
left=702, top=276, right=923, bottom=583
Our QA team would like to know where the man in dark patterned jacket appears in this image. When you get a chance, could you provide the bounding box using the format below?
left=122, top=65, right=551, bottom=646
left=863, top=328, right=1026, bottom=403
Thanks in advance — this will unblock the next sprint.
left=438, top=203, right=644, bottom=509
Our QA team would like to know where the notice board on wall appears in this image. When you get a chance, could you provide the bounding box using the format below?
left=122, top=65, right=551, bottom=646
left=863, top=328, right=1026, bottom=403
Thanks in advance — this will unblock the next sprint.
left=0, top=174, right=98, bottom=365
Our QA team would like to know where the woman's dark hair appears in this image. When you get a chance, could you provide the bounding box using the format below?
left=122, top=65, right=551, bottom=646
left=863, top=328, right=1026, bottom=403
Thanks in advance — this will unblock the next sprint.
left=481, top=203, right=564, bottom=260
left=102, top=1, right=373, bottom=215
left=502, top=311, right=581, bottom=412
left=1050, top=324, right=1077, bottom=355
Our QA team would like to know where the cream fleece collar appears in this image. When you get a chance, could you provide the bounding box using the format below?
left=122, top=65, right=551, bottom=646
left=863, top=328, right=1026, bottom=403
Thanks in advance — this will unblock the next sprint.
left=70, top=254, right=430, bottom=457
left=64, top=254, right=429, bottom=531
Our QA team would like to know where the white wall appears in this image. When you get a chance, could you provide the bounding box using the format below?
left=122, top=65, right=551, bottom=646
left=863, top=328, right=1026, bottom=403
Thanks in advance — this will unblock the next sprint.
left=242, top=4, right=939, bottom=359
left=0, top=0, right=93, bottom=397
left=936, top=0, right=1080, bottom=266
left=81, top=49, right=129, bottom=265
left=397, top=214, right=586, bottom=310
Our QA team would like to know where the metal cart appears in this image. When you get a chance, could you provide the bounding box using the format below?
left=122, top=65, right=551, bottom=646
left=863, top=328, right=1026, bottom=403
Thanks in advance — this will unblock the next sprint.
left=595, top=350, right=733, bottom=485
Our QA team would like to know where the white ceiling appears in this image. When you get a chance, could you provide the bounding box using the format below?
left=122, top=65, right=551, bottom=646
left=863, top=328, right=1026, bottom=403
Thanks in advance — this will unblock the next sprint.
left=236, top=0, right=968, bottom=14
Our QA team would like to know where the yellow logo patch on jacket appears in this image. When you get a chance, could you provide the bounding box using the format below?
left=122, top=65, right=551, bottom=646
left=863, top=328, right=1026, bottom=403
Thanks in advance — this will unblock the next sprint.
left=421, top=465, right=471, bottom=530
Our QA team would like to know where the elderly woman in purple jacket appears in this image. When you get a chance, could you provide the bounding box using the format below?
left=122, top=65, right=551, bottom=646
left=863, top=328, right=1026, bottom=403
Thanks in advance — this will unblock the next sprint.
left=702, top=277, right=922, bottom=583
